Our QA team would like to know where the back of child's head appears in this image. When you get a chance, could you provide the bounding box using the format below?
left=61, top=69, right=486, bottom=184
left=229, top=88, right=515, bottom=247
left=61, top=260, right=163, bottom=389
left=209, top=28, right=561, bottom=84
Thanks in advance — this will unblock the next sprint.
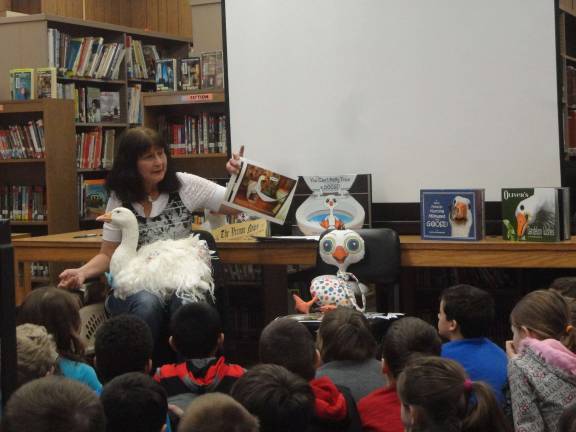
left=511, top=289, right=576, bottom=351
left=259, top=317, right=316, bottom=381
left=558, top=402, right=576, bottom=432
left=383, top=317, right=442, bottom=379
left=317, top=306, right=376, bottom=362
left=16, top=323, right=58, bottom=388
left=440, top=284, right=494, bottom=338
left=94, top=314, right=153, bottom=383
left=549, top=277, right=576, bottom=298
left=178, top=393, right=260, bottom=432
left=231, top=364, right=315, bottom=432
left=397, top=356, right=511, bottom=432
left=100, top=372, right=168, bottom=432
left=170, top=301, right=222, bottom=358
left=17, top=286, right=84, bottom=359
left=1, top=376, right=105, bottom=432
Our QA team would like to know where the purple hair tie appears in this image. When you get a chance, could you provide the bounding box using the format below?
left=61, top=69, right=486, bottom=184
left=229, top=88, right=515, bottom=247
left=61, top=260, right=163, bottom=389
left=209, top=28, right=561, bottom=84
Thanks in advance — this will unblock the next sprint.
left=463, top=379, right=473, bottom=392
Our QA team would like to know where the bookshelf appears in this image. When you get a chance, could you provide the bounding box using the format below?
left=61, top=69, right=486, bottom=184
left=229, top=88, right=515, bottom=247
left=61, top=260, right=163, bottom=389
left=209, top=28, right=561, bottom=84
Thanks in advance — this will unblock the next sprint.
left=0, top=99, right=77, bottom=234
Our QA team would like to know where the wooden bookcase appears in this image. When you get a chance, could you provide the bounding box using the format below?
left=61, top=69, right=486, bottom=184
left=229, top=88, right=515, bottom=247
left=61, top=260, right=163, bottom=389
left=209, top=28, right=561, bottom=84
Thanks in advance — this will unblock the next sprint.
left=0, top=99, right=77, bottom=234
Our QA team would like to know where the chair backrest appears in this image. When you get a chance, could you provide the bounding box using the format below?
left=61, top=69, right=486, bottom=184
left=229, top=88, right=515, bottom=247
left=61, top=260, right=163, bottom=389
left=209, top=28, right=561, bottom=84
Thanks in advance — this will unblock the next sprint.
left=315, top=228, right=401, bottom=284
left=79, top=302, right=108, bottom=355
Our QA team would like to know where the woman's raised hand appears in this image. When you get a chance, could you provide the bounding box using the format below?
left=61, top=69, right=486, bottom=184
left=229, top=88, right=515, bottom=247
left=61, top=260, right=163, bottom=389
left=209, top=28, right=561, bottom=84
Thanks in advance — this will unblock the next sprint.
left=226, top=145, right=244, bottom=175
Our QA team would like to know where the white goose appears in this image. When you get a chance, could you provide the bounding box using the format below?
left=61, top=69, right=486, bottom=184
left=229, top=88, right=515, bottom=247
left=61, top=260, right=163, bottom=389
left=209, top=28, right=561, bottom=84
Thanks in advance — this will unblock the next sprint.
left=515, top=189, right=556, bottom=238
left=449, top=196, right=473, bottom=238
left=97, top=207, right=214, bottom=303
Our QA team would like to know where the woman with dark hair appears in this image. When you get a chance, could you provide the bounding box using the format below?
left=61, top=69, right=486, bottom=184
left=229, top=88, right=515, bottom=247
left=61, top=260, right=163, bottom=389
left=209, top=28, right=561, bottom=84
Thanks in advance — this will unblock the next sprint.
left=58, top=127, right=241, bottom=344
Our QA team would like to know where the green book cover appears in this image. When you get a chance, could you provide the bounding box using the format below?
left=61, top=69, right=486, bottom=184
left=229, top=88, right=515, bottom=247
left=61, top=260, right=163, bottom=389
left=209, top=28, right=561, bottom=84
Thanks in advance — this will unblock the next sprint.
left=501, top=188, right=561, bottom=242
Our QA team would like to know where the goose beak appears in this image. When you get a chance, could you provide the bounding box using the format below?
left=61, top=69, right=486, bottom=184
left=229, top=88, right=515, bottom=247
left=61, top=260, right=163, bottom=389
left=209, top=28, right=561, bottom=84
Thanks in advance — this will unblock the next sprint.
left=452, top=202, right=468, bottom=220
left=332, top=245, right=348, bottom=263
left=516, top=212, right=527, bottom=237
left=96, top=212, right=112, bottom=223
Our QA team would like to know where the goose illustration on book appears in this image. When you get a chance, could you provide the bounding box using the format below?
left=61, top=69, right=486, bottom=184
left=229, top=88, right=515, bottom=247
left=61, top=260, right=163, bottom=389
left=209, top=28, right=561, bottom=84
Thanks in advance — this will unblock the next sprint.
left=320, top=196, right=345, bottom=230
left=449, top=196, right=473, bottom=238
left=246, top=174, right=278, bottom=203
left=96, top=207, right=214, bottom=303
left=515, top=190, right=556, bottom=238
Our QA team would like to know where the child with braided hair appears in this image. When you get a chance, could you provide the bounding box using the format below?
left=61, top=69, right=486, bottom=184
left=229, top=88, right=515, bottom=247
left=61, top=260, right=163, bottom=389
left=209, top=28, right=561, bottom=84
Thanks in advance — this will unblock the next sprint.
left=397, top=356, right=511, bottom=432
left=507, top=289, right=576, bottom=432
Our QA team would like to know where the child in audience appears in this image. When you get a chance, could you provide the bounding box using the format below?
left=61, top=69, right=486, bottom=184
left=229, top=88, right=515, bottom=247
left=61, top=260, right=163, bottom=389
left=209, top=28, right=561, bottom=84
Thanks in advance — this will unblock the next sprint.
left=178, top=393, right=260, bottom=432
left=315, top=307, right=385, bottom=401
left=397, top=356, right=511, bottom=432
left=558, top=402, right=576, bottom=432
left=507, top=289, right=576, bottom=432
left=1, top=376, right=105, bottom=432
left=231, top=363, right=315, bottom=432
left=15, top=323, right=58, bottom=388
left=358, top=317, right=442, bottom=432
left=153, top=302, right=244, bottom=410
left=438, top=284, right=508, bottom=404
left=17, top=286, right=102, bottom=392
left=259, top=317, right=362, bottom=432
left=100, top=372, right=168, bottom=432
left=94, top=314, right=154, bottom=383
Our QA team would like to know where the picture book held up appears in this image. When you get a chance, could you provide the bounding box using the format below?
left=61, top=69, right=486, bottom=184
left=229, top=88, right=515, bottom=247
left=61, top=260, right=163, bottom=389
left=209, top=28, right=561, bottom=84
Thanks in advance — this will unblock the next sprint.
left=224, top=158, right=298, bottom=224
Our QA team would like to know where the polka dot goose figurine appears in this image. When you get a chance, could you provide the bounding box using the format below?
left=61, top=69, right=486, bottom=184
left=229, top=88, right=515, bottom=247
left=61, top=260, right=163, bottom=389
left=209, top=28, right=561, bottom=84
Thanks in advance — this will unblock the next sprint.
left=293, top=229, right=367, bottom=314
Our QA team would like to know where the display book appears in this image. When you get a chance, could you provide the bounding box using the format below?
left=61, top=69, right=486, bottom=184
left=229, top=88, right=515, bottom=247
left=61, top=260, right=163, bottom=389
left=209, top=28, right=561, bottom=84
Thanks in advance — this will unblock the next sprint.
left=502, top=187, right=571, bottom=242
left=9, top=68, right=35, bottom=101
left=78, top=177, right=108, bottom=219
left=420, top=189, right=485, bottom=241
left=224, top=158, right=298, bottom=224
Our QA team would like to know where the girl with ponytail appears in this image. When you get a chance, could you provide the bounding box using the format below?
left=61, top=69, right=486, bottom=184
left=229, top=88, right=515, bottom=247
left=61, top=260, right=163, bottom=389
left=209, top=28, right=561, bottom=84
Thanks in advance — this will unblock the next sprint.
left=397, top=356, right=511, bottom=432
left=507, top=289, right=576, bottom=432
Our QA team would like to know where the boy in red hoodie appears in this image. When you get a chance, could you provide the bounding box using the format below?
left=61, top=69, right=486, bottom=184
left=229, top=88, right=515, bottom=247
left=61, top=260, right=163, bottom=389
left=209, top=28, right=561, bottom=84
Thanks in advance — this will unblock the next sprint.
left=153, top=302, right=245, bottom=411
left=259, top=317, right=362, bottom=432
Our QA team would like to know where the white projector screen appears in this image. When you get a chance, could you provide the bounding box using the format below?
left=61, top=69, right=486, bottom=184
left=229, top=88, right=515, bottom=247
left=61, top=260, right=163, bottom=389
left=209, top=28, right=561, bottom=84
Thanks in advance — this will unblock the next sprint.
left=223, top=0, right=561, bottom=203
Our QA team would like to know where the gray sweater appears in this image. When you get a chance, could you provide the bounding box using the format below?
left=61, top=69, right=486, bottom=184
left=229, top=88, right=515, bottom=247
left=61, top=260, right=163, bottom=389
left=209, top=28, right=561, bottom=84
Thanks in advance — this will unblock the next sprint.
left=315, top=359, right=387, bottom=401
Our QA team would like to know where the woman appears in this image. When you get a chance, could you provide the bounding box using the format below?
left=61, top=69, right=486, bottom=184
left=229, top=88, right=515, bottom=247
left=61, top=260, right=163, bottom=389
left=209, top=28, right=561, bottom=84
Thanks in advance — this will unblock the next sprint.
left=58, top=127, right=241, bottom=344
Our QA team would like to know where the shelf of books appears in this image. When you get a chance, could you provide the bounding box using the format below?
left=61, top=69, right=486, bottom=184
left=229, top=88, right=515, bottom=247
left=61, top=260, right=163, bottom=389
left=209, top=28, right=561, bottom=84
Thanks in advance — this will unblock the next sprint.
left=0, top=99, right=77, bottom=234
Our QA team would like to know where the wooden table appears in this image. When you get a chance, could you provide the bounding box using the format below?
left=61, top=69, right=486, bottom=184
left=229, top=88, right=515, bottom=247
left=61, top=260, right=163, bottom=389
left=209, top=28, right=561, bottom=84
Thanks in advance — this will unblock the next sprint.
left=11, top=229, right=317, bottom=323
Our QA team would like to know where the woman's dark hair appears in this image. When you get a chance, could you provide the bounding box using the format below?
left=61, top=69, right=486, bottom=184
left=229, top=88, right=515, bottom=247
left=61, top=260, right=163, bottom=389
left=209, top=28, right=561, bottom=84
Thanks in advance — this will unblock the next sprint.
left=397, top=356, right=511, bottom=432
left=17, top=287, right=85, bottom=361
left=106, top=127, right=180, bottom=203
left=382, top=317, right=442, bottom=379
left=318, top=306, right=376, bottom=363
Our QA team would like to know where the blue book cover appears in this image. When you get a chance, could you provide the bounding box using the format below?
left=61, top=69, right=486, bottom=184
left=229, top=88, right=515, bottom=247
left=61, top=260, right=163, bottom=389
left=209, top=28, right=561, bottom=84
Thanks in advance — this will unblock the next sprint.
left=420, top=189, right=485, bottom=241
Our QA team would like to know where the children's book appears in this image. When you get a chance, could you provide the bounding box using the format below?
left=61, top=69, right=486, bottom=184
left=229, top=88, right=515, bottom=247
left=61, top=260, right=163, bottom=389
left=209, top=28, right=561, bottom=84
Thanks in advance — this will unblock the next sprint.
left=180, top=57, right=201, bottom=91
left=224, top=158, right=298, bottom=224
left=10, top=68, right=35, bottom=100
left=86, top=87, right=101, bottom=122
left=83, top=178, right=108, bottom=219
left=501, top=187, right=571, bottom=242
left=155, top=59, right=177, bottom=91
left=420, top=189, right=485, bottom=241
left=36, top=67, right=57, bottom=99
left=286, top=175, right=372, bottom=235
left=100, top=91, right=121, bottom=122
left=201, top=51, right=224, bottom=89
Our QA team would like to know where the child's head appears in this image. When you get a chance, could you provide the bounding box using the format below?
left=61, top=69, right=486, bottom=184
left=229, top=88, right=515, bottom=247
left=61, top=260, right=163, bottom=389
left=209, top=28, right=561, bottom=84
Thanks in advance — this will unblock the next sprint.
left=16, top=323, right=58, bottom=388
left=550, top=276, right=576, bottom=298
left=94, top=314, right=153, bottom=383
left=178, top=393, right=260, bottom=432
left=100, top=372, right=168, bottom=432
left=169, top=302, right=223, bottom=358
left=397, top=356, right=510, bottom=432
left=382, top=317, right=442, bottom=381
left=2, top=376, right=105, bottom=432
left=17, top=287, right=84, bottom=359
left=510, top=289, right=575, bottom=351
left=558, top=402, right=576, bottom=432
left=317, top=306, right=376, bottom=363
left=259, top=317, right=317, bottom=381
left=231, top=364, right=315, bottom=432
left=438, top=284, right=494, bottom=340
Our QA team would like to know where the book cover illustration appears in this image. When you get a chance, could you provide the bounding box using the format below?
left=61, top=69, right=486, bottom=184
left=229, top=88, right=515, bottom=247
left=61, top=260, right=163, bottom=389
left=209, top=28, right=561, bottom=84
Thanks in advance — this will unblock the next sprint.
left=420, top=189, right=485, bottom=241
left=86, top=87, right=101, bottom=122
left=224, top=158, right=298, bottom=224
left=156, top=59, right=177, bottom=91
left=10, top=68, right=35, bottom=100
left=201, top=51, right=224, bottom=89
left=286, top=175, right=372, bottom=235
left=36, top=67, right=57, bottom=99
left=180, top=57, right=201, bottom=91
left=100, top=91, right=121, bottom=122
left=501, top=188, right=570, bottom=242
left=83, top=178, right=108, bottom=219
